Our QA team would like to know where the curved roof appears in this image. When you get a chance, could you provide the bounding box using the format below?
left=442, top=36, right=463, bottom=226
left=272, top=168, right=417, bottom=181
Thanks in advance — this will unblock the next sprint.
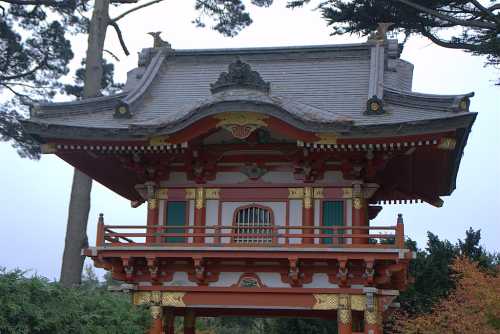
left=24, top=40, right=476, bottom=140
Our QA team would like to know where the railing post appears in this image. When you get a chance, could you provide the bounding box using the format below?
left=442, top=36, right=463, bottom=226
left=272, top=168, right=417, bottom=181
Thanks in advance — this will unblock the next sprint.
left=96, top=213, right=105, bottom=247
left=396, top=213, right=404, bottom=248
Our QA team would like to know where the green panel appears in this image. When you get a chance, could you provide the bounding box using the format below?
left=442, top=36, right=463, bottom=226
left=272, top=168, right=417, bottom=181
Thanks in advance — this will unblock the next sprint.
left=322, top=201, right=344, bottom=244
left=165, top=201, right=186, bottom=243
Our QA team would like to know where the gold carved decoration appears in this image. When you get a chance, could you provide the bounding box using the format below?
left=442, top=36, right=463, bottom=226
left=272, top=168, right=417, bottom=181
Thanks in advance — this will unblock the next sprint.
left=313, top=188, right=324, bottom=199
left=40, top=143, right=57, bottom=154
left=133, top=291, right=186, bottom=307
left=288, top=188, right=304, bottom=199
left=205, top=188, right=220, bottom=200
left=312, top=294, right=339, bottom=310
left=148, top=199, right=158, bottom=210
left=185, top=188, right=196, bottom=200
left=149, top=135, right=171, bottom=146
left=353, top=198, right=363, bottom=210
left=338, top=308, right=352, bottom=325
left=314, top=133, right=338, bottom=145
left=303, top=187, right=313, bottom=209
left=214, top=112, right=269, bottom=139
left=365, top=309, right=379, bottom=325
left=196, top=187, right=205, bottom=209
left=342, top=188, right=353, bottom=199
left=150, top=306, right=162, bottom=320
left=350, top=295, right=366, bottom=311
left=437, top=137, right=457, bottom=150
left=155, top=188, right=168, bottom=200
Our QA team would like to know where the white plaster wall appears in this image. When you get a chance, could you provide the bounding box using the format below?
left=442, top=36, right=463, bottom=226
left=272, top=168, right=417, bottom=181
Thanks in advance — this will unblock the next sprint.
left=159, top=172, right=188, bottom=186
left=205, top=200, right=219, bottom=243
left=288, top=199, right=302, bottom=244
left=303, top=273, right=339, bottom=288
left=261, top=171, right=297, bottom=183
left=163, top=272, right=197, bottom=287
left=208, top=272, right=290, bottom=288
left=314, top=199, right=320, bottom=244
left=257, top=272, right=289, bottom=288
left=209, top=272, right=241, bottom=287
left=322, top=171, right=347, bottom=183
left=208, top=172, right=247, bottom=184
left=158, top=200, right=165, bottom=225
left=220, top=202, right=286, bottom=244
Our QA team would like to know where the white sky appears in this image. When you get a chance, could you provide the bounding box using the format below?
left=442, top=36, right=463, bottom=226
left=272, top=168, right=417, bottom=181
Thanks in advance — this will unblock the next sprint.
left=1, top=1, right=499, bottom=280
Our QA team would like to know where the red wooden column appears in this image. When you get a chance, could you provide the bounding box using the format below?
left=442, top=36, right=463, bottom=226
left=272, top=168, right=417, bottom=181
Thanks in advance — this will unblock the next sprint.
left=147, top=199, right=159, bottom=244
left=184, top=309, right=196, bottom=334
left=302, top=187, right=314, bottom=245
left=193, top=187, right=206, bottom=244
left=351, top=182, right=368, bottom=245
left=149, top=306, right=163, bottom=334
left=364, top=297, right=382, bottom=334
left=337, top=307, right=352, bottom=334
left=164, top=308, right=175, bottom=334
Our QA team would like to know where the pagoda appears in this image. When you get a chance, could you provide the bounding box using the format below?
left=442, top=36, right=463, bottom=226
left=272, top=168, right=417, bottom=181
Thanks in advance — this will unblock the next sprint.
left=22, top=29, right=476, bottom=334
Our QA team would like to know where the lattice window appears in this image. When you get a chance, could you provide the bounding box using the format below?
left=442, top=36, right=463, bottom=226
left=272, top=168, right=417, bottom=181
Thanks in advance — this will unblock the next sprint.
left=233, top=205, right=274, bottom=244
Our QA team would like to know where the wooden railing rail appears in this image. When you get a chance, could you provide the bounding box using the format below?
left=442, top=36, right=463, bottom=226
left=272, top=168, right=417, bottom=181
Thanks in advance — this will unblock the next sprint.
left=94, top=215, right=406, bottom=248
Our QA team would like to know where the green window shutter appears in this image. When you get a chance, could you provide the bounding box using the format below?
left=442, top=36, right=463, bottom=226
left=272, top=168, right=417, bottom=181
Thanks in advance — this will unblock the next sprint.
left=322, top=201, right=344, bottom=245
left=165, top=201, right=186, bottom=243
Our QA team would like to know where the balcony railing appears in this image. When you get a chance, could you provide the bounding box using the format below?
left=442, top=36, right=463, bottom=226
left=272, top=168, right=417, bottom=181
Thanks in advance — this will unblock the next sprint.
left=95, top=216, right=405, bottom=249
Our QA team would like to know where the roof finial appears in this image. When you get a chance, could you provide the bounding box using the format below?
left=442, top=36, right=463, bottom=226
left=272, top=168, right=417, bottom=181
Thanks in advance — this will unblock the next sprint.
left=369, top=22, right=394, bottom=42
left=147, top=31, right=171, bottom=48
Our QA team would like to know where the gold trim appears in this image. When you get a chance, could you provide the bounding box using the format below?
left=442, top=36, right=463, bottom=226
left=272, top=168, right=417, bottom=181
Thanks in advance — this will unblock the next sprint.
left=353, top=198, right=363, bottom=210
left=185, top=188, right=196, bottom=200
left=148, top=199, right=158, bottom=210
left=155, top=189, right=168, bottom=200
left=149, top=135, right=171, bottom=146
left=313, top=188, right=324, bottom=199
left=150, top=305, right=162, bottom=320
left=205, top=188, right=220, bottom=200
left=133, top=291, right=186, bottom=307
left=214, top=112, right=268, bottom=127
left=338, top=308, right=352, bottom=325
left=312, top=294, right=339, bottom=310
left=314, top=133, right=338, bottom=145
left=350, top=295, right=366, bottom=311
left=342, top=188, right=353, bottom=199
left=437, top=137, right=457, bottom=150
left=304, top=187, right=313, bottom=209
left=288, top=188, right=304, bottom=199
left=195, top=187, right=205, bottom=209
left=40, top=143, right=57, bottom=154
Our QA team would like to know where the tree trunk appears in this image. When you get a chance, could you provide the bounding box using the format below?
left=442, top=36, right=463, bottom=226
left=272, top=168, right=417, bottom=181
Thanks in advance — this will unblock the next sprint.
left=60, top=0, right=110, bottom=287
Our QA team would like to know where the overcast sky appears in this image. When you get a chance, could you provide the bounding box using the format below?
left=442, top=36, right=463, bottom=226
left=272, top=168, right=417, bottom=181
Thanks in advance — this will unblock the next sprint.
left=1, top=1, right=499, bottom=280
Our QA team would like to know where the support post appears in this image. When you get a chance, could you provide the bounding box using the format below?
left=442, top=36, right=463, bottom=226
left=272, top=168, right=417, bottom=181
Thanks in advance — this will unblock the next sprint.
left=149, top=306, right=163, bottom=334
left=184, top=309, right=196, bottom=334
left=193, top=187, right=206, bottom=244
left=302, top=187, right=314, bottom=244
left=364, top=296, right=382, bottom=334
left=96, top=213, right=105, bottom=247
left=396, top=213, right=405, bottom=248
left=164, top=308, right=175, bottom=334
left=147, top=199, right=159, bottom=244
left=337, top=308, right=352, bottom=334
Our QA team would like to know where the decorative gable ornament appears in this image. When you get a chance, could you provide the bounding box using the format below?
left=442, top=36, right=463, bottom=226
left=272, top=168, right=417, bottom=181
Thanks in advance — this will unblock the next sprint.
left=213, top=112, right=269, bottom=140
left=210, top=59, right=270, bottom=94
left=365, top=96, right=385, bottom=115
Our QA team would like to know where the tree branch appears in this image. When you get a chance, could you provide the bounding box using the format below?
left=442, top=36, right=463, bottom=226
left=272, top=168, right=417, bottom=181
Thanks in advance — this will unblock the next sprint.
left=104, top=49, right=120, bottom=61
left=108, top=21, right=130, bottom=56
left=110, top=0, right=165, bottom=23
left=420, top=28, right=480, bottom=51
left=469, top=0, right=500, bottom=24
left=390, top=0, right=497, bottom=29
left=1, top=83, right=34, bottom=101
left=0, top=58, right=46, bottom=81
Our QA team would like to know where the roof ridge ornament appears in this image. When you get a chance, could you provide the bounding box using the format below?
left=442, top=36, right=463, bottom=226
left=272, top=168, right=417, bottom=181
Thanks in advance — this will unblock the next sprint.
left=210, top=59, right=270, bottom=94
left=147, top=31, right=171, bottom=49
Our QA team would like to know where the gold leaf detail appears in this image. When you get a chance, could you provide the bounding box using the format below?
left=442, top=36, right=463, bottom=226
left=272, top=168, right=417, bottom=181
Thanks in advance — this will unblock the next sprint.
left=155, top=189, right=168, bottom=200
left=41, top=143, right=57, bottom=154
left=214, top=112, right=268, bottom=127
left=353, top=198, right=363, bottom=210
left=312, top=294, right=338, bottom=310
left=314, top=133, right=338, bottom=145
left=161, top=292, right=186, bottom=307
left=288, top=188, right=304, bottom=199
left=205, top=188, right=220, bottom=199
left=342, top=188, right=353, bottom=199
left=185, top=188, right=196, bottom=200
left=350, top=295, right=366, bottom=311
left=148, top=199, right=158, bottom=210
left=313, top=188, right=324, bottom=199
left=338, top=308, right=352, bottom=325
left=149, top=135, right=171, bottom=146
left=437, top=137, right=457, bottom=150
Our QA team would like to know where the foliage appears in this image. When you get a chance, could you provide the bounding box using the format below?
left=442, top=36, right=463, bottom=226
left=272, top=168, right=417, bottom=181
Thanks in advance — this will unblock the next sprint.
left=288, top=0, right=500, bottom=82
left=0, top=266, right=150, bottom=334
left=394, top=257, right=500, bottom=334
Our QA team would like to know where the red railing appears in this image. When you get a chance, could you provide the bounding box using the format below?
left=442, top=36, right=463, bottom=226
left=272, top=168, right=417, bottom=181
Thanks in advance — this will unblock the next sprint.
left=96, top=215, right=405, bottom=249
